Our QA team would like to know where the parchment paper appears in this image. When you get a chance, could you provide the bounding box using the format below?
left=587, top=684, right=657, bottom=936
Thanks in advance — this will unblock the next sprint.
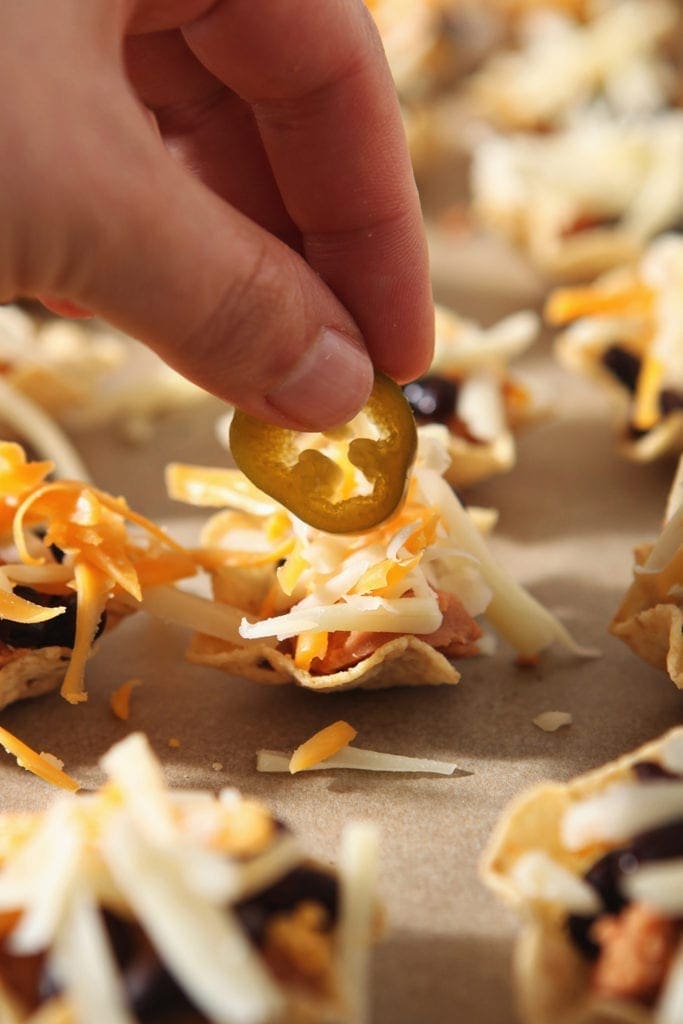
left=1, top=334, right=681, bottom=1024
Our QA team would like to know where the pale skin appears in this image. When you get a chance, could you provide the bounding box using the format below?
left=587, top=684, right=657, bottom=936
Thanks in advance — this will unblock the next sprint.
left=0, top=0, right=434, bottom=430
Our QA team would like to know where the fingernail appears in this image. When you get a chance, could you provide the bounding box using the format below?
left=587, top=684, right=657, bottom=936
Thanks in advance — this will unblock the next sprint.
left=266, top=328, right=374, bottom=429
left=38, top=296, right=93, bottom=319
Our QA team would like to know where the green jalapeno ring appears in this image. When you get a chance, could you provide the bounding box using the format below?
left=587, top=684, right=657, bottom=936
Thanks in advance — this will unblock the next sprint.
left=229, top=373, right=418, bottom=534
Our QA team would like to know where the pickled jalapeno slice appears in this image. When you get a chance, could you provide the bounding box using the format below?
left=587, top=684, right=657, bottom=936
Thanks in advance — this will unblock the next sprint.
left=229, top=372, right=417, bottom=534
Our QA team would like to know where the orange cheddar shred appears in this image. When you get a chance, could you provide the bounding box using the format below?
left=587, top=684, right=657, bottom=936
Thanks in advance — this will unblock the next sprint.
left=289, top=721, right=358, bottom=774
left=0, top=444, right=201, bottom=705
left=293, top=630, right=329, bottom=671
left=632, top=353, right=664, bottom=432
left=0, top=725, right=80, bottom=791
left=109, top=678, right=143, bottom=722
left=545, top=283, right=654, bottom=325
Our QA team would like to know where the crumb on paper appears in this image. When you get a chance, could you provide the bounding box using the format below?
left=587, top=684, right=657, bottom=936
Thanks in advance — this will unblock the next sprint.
left=168, top=737, right=181, bottom=749
left=38, top=751, right=64, bottom=772
left=533, top=711, right=573, bottom=733
left=120, top=413, right=155, bottom=446
left=212, top=761, right=223, bottom=772
left=109, top=678, right=143, bottom=722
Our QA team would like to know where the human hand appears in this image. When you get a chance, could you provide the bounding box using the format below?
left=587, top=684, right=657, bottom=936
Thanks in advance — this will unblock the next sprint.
left=1, top=0, right=433, bottom=430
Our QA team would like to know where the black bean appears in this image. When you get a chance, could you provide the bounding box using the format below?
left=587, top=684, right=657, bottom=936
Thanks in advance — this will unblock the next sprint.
left=235, top=865, right=338, bottom=946
left=584, top=848, right=630, bottom=915
left=660, top=390, right=683, bottom=416
left=0, top=944, right=48, bottom=1009
left=632, top=760, right=681, bottom=782
left=569, top=817, right=683, bottom=960
left=627, top=422, right=649, bottom=440
left=0, top=586, right=106, bottom=650
left=584, top=820, right=683, bottom=910
left=566, top=913, right=600, bottom=961
left=403, top=376, right=459, bottom=425
left=103, top=912, right=195, bottom=1022
left=31, top=527, right=65, bottom=564
left=629, top=818, right=683, bottom=863
left=602, top=346, right=641, bottom=393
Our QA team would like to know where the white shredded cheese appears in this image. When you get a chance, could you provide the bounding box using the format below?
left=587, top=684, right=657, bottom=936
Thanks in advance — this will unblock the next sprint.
left=476, top=629, right=498, bottom=656
left=257, top=747, right=465, bottom=776
left=561, top=781, right=683, bottom=851
left=640, top=504, right=683, bottom=575
left=665, top=454, right=683, bottom=522
left=431, top=307, right=538, bottom=373
left=533, top=711, right=573, bottom=732
left=623, top=860, right=683, bottom=915
left=473, top=111, right=683, bottom=265
left=38, top=751, right=65, bottom=772
left=50, top=888, right=135, bottom=1024
left=101, top=733, right=177, bottom=846
left=139, top=585, right=273, bottom=647
left=472, top=0, right=677, bottom=127
left=233, top=834, right=303, bottom=902
left=0, top=373, right=91, bottom=481
left=457, top=370, right=507, bottom=443
left=656, top=938, right=683, bottom=1024
left=240, top=595, right=442, bottom=643
left=510, top=850, right=600, bottom=914
left=102, top=734, right=238, bottom=904
left=661, top=731, right=683, bottom=775
left=7, top=801, right=83, bottom=956
left=337, top=823, right=379, bottom=1024
left=417, top=468, right=596, bottom=657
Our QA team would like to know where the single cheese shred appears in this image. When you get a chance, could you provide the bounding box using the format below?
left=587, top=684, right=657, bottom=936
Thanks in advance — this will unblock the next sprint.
left=109, top=678, right=143, bottom=722
left=0, top=724, right=80, bottom=791
left=289, top=720, right=358, bottom=774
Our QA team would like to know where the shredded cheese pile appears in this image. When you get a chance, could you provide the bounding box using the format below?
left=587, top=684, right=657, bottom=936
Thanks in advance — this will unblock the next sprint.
left=0, top=441, right=199, bottom=703
left=0, top=305, right=206, bottom=442
left=0, top=733, right=378, bottom=1024
left=424, top=306, right=539, bottom=458
left=472, top=110, right=683, bottom=272
left=549, top=234, right=683, bottom=436
left=169, top=429, right=589, bottom=661
left=471, top=0, right=678, bottom=129
left=431, top=306, right=539, bottom=376
left=365, top=0, right=443, bottom=98
left=481, top=0, right=592, bottom=16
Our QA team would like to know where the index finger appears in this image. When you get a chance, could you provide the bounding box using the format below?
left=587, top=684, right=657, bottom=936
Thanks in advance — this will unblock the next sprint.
left=179, top=0, right=434, bottom=384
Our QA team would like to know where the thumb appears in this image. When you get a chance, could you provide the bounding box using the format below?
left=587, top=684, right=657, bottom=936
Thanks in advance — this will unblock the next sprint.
left=46, top=118, right=375, bottom=432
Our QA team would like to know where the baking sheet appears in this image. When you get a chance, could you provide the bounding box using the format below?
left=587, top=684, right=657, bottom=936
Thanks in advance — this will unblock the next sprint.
left=1, top=339, right=681, bottom=1023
